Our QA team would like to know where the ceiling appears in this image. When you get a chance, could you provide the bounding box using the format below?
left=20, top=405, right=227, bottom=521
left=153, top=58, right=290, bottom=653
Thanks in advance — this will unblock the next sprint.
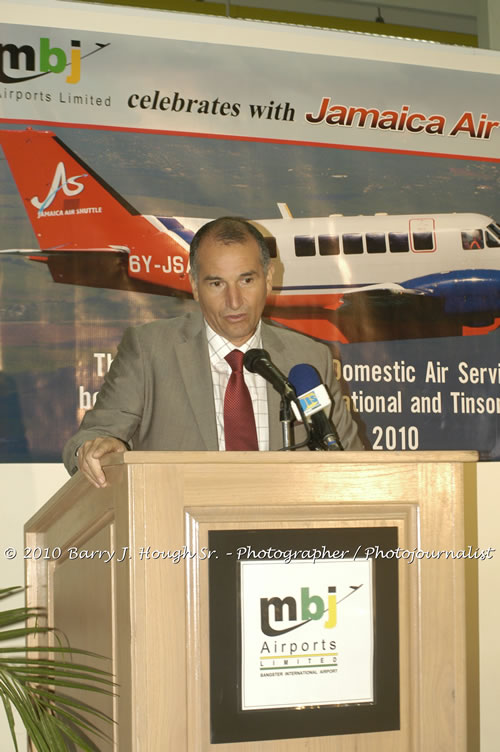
left=75, top=0, right=485, bottom=47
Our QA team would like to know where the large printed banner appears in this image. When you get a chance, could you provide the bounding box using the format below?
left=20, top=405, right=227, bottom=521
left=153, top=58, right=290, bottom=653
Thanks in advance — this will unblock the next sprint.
left=1, top=2, right=500, bottom=460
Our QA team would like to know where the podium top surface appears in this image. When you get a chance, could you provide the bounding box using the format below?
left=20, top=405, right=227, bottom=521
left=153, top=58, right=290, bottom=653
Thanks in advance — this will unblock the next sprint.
left=25, top=449, right=478, bottom=533
left=103, top=450, right=478, bottom=466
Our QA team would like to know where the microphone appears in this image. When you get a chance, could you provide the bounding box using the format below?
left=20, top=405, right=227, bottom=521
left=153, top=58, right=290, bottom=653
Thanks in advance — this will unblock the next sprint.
left=288, top=364, right=344, bottom=451
left=243, top=349, right=296, bottom=399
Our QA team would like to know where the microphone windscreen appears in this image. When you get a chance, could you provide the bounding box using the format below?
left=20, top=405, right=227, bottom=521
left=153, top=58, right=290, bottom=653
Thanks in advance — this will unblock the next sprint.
left=243, top=348, right=270, bottom=373
left=288, top=363, right=322, bottom=394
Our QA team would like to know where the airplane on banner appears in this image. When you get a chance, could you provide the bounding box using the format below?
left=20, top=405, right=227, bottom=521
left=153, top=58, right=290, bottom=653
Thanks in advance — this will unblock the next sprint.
left=1, top=127, right=500, bottom=342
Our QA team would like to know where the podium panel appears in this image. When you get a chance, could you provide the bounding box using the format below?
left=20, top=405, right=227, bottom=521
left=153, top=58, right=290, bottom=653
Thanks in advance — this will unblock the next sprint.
left=25, top=451, right=477, bottom=751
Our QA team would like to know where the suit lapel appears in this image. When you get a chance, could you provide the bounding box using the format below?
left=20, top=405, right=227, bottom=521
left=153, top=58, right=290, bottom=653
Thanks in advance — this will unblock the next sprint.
left=261, top=322, right=289, bottom=451
left=175, top=313, right=218, bottom=450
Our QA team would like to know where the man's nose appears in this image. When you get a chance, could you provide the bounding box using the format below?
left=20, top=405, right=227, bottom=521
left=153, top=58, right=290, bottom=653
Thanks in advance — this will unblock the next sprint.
left=226, top=284, right=243, bottom=309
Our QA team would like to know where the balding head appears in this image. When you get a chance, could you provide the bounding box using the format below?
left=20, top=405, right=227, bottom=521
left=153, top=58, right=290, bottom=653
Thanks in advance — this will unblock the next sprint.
left=189, top=217, right=270, bottom=282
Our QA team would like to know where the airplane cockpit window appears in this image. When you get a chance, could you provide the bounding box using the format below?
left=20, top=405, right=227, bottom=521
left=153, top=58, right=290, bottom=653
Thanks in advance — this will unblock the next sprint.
left=462, top=230, right=484, bottom=250
left=366, top=233, right=387, bottom=254
left=487, top=223, right=500, bottom=242
left=263, top=236, right=278, bottom=258
left=294, top=235, right=316, bottom=257
left=388, top=233, right=409, bottom=253
left=486, top=230, right=500, bottom=248
left=412, top=232, right=435, bottom=251
left=318, top=235, right=340, bottom=255
left=342, top=234, right=363, bottom=255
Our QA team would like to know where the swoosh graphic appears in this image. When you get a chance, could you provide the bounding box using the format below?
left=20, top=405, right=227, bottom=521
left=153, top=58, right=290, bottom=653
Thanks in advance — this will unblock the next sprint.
left=261, top=618, right=312, bottom=636
left=39, top=173, right=88, bottom=212
left=261, top=585, right=362, bottom=636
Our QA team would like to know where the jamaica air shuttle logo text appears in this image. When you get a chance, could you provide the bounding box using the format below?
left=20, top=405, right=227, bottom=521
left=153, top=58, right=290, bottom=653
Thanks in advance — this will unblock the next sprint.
left=32, top=162, right=102, bottom=219
left=305, top=97, right=500, bottom=139
left=0, top=37, right=110, bottom=84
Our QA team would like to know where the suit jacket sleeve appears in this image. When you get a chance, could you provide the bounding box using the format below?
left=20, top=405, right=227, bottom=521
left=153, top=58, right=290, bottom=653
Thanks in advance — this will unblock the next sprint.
left=62, top=326, right=145, bottom=475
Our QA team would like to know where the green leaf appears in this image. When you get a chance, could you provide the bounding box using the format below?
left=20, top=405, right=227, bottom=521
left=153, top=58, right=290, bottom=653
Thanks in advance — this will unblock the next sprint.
left=0, top=692, right=19, bottom=752
left=0, top=586, right=116, bottom=750
left=0, top=587, right=24, bottom=601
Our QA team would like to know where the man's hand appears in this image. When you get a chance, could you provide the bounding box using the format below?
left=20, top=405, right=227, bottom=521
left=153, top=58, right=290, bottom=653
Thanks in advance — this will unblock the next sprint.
left=77, top=437, right=127, bottom=488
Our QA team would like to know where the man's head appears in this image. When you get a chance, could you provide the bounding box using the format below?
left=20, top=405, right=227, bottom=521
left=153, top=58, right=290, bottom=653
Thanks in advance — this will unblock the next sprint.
left=189, top=217, right=273, bottom=347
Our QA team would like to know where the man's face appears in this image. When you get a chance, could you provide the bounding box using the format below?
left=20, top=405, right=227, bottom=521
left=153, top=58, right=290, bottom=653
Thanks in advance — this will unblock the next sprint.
left=190, top=234, right=273, bottom=346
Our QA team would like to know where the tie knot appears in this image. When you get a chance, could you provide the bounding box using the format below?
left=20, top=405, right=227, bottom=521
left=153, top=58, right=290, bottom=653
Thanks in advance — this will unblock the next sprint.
left=225, top=349, right=244, bottom=373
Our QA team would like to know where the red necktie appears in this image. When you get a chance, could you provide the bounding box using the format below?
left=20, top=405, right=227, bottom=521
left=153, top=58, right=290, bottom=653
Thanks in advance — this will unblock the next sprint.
left=224, top=350, right=259, bottom=451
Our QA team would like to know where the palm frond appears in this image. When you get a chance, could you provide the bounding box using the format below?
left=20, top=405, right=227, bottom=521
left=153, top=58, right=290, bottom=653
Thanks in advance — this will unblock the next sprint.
left=0, top=586, right=115, bottom=751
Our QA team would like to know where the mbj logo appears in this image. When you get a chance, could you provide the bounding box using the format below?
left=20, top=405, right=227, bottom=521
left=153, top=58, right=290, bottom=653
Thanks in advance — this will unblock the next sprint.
left=0, top=37, right=110, bottom=85
left=261, top=586, right=337, bottom=636
left=31, top=162, right=88, bottom=211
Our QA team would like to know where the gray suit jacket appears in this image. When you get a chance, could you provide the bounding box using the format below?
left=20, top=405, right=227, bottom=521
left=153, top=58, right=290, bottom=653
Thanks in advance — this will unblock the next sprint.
left=63, top=312, right=363, bottom=474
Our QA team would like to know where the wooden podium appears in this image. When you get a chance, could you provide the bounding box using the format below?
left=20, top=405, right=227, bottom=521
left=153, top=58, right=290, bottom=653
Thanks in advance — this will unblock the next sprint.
left=25, top=451, right=477, bottom=751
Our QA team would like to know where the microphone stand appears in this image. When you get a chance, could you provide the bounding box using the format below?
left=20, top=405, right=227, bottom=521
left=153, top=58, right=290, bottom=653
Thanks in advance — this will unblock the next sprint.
left=280, top=396, right=294, bottom=449
left=241, top=350, right=314, bottom=451
left=279, top=395, right=314, bottom=451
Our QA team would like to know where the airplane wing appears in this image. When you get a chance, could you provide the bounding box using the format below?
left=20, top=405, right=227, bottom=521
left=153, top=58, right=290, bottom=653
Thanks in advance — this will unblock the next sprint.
left=0, top=247, right=185, bottom=296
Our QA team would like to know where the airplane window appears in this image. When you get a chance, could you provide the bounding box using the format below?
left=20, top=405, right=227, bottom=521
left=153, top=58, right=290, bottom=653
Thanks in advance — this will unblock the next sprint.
left=318, top=235, right=340, bottom=255
left=486, top=231, right=500, bottom=248
left=263, top=236, right=278, bottom=258
left=388, top=233, right=409, bottom=253
left=342, top=234, right=363, bottom=255
left=294, top=235, right=316, bottom=257
left=462, top=230, right=484, bottom=250
left=366, top=233, right=386, bottom=254
left=412, top=232, right=435, bottom=251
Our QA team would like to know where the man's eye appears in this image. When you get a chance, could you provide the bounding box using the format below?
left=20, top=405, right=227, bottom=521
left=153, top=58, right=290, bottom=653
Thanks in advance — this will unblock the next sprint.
left=209, top=280, right=222, bottom=288
left=241, top=276, right=254, bottom=285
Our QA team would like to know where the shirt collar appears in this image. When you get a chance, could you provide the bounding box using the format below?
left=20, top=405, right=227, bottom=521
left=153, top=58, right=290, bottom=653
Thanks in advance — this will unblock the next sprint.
left=206, top=321, right=263, bottom=366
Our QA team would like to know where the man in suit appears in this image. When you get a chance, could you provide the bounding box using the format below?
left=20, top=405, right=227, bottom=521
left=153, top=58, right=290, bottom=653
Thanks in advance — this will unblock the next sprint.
left=64, top=217, right=363, bottom=486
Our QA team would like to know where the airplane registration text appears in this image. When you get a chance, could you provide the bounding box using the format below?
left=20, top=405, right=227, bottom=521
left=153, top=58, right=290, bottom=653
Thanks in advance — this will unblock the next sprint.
left=129, top=254, right=186, bottom=275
